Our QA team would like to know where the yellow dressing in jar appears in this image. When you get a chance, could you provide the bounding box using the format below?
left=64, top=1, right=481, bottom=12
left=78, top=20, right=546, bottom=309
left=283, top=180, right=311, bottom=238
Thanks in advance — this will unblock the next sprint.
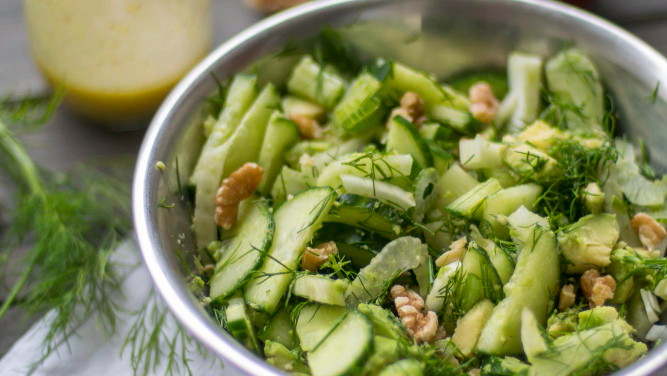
left=24, top=0, right=212, bottom=127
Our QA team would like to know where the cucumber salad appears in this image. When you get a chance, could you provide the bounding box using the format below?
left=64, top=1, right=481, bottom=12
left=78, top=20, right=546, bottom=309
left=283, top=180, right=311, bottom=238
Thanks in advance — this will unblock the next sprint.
left=186, top=37, right=667, bottom=376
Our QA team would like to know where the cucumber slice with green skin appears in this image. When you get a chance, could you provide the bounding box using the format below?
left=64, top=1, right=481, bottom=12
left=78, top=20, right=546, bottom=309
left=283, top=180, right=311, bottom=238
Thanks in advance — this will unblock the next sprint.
left=430, top=105, right=481, bottom=135
left=357, top=303, right=408, bottom=341
left=426, top=140, right=455, bottom=175
left=413, top=244, right=432, bottom=297
left=476, top=223, right=559, bottom=355
left=264, top=340, right=310, bottom=374
left=482, top=183, right=543, bottom=239
left=325, top=194, right=409, bottom=239
left=257, top=112, right=300, bottom=195
left=454, top=243, right=504, bottom=315
left=282, top=95, right=326, bottom=121
left=258, top=307, right=297, bottom=349
left=436, top=162, right=479, bottom=206
left=386, top=115, right=432, bottom=168
left=317, top=152, right=413, bottom=189
left=340, top=174, right=416, bottom=211
left=345, top=236, right=423, bottom=306
left=292, top=275, right=349, bottom=306
left=447, top=178, right=502, bottom=218
left=425, top=261, right=460, bottom=313
left=296, top=304, right=347, bottom=352
left=336, top=243, right=377, bottom=269
left=385, top=62, right=468, bottom=110
left=270, top=166, right=313, bottom=207
left=245, top=187, right=335, bottom=314
left=332, top=72, right=385, bottom=135
left=191, top=75, right=259, bottom=249
left=287, top=55, right=345, bottom=109
left=360, top=336, right=402, bottom=376
left=379, top=359, right=424, bottom=376
left=225, top=297, right=260, bottom=353
left=470, top=227, right=515, bottom=285
left=307, top=311, right=373, bottom=376
left=452, top=299, right=495, bottom=357
left=209, top=199, right=274, bottom=302
left=413, top=168, right=439, bottom=222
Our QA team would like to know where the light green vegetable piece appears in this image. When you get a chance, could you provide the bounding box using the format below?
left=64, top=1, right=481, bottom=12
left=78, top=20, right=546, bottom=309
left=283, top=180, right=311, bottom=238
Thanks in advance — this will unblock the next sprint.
left=558, top=214, right=619, bottom=273
left=378, top=359, right=424, bottom=376
left=264, top=340, right=310, bottom=374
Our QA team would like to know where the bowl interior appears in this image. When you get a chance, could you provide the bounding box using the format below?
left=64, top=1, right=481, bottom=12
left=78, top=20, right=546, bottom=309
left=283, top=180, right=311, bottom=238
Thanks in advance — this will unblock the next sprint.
left=134, top=0, right=667, bottom=375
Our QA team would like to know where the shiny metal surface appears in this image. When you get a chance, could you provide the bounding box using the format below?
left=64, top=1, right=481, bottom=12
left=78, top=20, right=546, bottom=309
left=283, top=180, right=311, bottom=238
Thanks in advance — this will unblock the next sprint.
left=132, top=1, right=667, bottom=375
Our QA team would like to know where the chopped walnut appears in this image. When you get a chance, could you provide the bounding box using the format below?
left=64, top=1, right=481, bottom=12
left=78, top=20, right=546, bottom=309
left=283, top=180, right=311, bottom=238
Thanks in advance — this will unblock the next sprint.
left=435, top=237, right=468, bottom=267
left=631, top=213, right=666, bottom=251
left=558, top=284, right=576, bottom=311
left=391, top=285, right=438, bottom=343
left=469, top=82, right=499, bottom=124
left=215, top=163, right=264, bottom=230
left=399, top=92, right=424, bottom=119
left=243, top=0, right=308, bottom=13
left=302, top=241, right=338, bottom=272
left=386, top=92, right=426, bottom=127
left=580, top=269, right=616, bottom=307
left=290, top=114, right=324, bottom=139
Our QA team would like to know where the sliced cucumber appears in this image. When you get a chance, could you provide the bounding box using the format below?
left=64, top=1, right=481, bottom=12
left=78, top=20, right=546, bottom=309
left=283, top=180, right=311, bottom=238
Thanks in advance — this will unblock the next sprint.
left=337, top=243, right=377, bottom=269
left=340, top=174, right=416, bottom=211
left=292, top=275, right=349, bottom=306
left=477, top=224, right=559, bottom=355
left=454, top=243, right=504, bottom=314
left=425, top=261, right=460, bottom=313
left=413, top=167, right=440, bottom=222
left=345, top=236, right=423, bottom=305
left=436, top=162, right=479, bottom=206
left=270, top=166, right=313, bottom=206
left=332, top=72, right=385, bottom=135
left=482, top=183, right=543, bottom=239
left=317, top=152, right=413, bottom=189
left=307, top=311, right=373, bottom=376
left=264, top=340, right=310, bottom=373
left=504, top=52, right=543, bottom=133
left=325, top=194, right=409, bottom=238
left=413, top=244, right=432, bottom=296
left=470, top=227, right=515, bottom=285
left=459, top=135, right=508, bottom=170
left=358, top=303, right=408, bottom=341
left=296, top=303, right=347, bottom=352
left=430, top=105, right=480, bottom=135
left=386, top=116, right=432, bottom=167
left=225, top=297, right=260, bottom=352
left=245, top=187, right=335, bottom=313
left=282, top=95, right=325, bottom=120
left=379, top=359, right=424, bottom=376
left=447, top=178, right=502, bottom=218
left=191, top=75, right=258, bottom=249
left=287, top=55, right=345, bottom=109
left=452, top=299, right=495, bottom=357
left=385, top=62, right=468, bottom=109
left=209, top=199, right=274, bottom=302
left=257, top=113, right=300, bottom=194
left=258, top=307, right=297, bottom=349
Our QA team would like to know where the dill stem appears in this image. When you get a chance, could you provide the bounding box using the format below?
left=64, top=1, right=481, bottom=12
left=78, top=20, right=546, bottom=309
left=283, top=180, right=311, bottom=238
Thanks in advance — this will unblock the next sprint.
left=0, top=118, right=47, bottom=319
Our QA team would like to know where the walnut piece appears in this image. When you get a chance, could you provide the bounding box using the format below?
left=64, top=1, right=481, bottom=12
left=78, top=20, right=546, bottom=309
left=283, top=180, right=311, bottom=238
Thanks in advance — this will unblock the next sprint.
left=215, top=163, right=264, bottom=230
left=302, top=241, right=338, bottom=272
left=243, top=0, right=308, bottom=13
left=386, top=92, right=426, bottom=127
left=580, top=269, right=616, bottom=307
left=391, top=285, right=438, bottom=343
left=558, top=284, right=576, bottom=311
left=631, top=213, right=666, bottom=251
left=290, top=114, right=324, bottom=139
left=469, top=82, right=499, bottom=124
left=435, top=237, right=468, bottom=267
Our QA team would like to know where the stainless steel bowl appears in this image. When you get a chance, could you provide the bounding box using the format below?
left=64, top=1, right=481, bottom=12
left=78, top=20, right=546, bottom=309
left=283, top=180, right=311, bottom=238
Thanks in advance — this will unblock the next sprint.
left=133, top=0, right=667, bottom=375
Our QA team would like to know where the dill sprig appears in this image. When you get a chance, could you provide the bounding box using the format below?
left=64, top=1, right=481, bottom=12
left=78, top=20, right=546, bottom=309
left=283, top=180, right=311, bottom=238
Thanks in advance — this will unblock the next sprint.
left=122, top=289, right=211, bottom=376
left=535, top=138, right=618, bottom=227
left=0, top=98, right=132, bottom=365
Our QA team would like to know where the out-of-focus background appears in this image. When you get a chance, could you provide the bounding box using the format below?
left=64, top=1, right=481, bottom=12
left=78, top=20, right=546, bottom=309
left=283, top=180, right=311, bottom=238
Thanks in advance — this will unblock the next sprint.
left=1, top=0, right=667, bottom=356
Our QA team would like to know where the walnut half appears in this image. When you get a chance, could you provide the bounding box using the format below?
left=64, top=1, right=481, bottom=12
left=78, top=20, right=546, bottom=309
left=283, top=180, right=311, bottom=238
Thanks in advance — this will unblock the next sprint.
left=469, top=82, right=499, bottom=124
left=558, top=284, right=576, bottom=311
left=302, top=241, right=338, bottom=272
left=215, top=163, right=264, bottom=230
left=391, top=285, right=438, bottom=343
left=631, top=213, right=666, bottom=251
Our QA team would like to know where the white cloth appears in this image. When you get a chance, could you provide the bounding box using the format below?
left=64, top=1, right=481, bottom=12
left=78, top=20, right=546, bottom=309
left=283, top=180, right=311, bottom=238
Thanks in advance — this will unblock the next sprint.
left=0, top=240, right=235, bottom=376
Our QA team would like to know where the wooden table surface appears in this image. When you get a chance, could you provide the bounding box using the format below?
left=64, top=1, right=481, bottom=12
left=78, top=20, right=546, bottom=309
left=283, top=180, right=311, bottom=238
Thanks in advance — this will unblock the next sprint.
left=1, top=0, right=667, bottom=361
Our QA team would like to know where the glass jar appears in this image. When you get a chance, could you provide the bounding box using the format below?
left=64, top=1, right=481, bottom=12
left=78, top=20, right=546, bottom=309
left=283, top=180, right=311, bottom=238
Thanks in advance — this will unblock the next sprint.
left=24, top=0, right=212, bottom=127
